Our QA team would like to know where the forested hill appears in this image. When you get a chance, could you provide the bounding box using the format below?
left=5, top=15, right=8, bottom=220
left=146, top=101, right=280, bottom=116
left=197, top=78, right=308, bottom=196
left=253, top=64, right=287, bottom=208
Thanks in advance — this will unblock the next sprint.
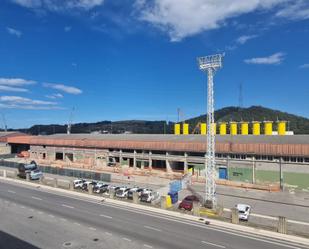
left=12, top=106, right=309, bottom=135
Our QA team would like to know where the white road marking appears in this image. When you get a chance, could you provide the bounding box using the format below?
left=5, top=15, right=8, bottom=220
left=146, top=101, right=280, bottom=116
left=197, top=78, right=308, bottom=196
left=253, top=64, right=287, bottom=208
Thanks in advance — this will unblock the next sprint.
left=144, top=225, right=162, bottom=232
left=38, top=211, right=43, bottom=214
left=21, top=206, right=25, bottom=209
left=122, top=237, right=131, bottom=242
left=143, top=244, right=153, bottom=248
left=60, top=218, right=67, bottom=222
left=31, top=196, right=42, bottom=201
left=89, top=227, right=96, bottom=231
left=202, top=240, right=226, bottom=248
left=100, top=214, right=113, bottom=219
left=105, top=232, right=112, bottom=236
left=61, top=204, right=74, bottom=209
left=48, top=214, right=55, bottom=218
left=74, top=222, right=81, bottom=226
left=30, top=209, right=34, bottom=212
left=7, top=190, right=16, bottom=194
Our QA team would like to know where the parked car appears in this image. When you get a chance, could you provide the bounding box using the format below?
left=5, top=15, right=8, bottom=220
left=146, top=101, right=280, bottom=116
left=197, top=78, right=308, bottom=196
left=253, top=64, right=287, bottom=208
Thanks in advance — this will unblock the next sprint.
left=104, top=186, right=120, bottom=196
left=127, top=187, right=144, bottom=200
left=140, top=191, right=160, bottom=203
left=94, top=184, right=109, bottom=194
left=178, top=195, right=200, bottom=211
left=116, top=187, right=130, bottom=198
left=236, top=204, right=251, bottom=221
left=81, top=181, right=97, bottom=191
left=30, top=169, right=43, bottom=180
left=18, top=161, right=42, bottom=180
left=73, top=179, right=86, bottom=189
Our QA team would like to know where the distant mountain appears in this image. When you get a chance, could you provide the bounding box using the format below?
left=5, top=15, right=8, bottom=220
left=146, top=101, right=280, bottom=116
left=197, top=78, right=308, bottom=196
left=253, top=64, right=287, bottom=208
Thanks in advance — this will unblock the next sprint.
left=11, top=106, right=309, bottom=135
left=187, top=106, right=309, bottom=134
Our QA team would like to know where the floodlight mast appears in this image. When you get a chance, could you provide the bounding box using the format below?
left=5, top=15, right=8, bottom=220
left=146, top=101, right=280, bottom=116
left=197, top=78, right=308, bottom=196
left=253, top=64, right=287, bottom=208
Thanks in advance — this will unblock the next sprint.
left=197, top=54, right=224, bottom=208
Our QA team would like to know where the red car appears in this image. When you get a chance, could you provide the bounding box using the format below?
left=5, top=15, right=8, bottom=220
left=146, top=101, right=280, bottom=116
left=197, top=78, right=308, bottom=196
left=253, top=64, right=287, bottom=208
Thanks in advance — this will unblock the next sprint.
left=178, top=195, right=200, bottom=211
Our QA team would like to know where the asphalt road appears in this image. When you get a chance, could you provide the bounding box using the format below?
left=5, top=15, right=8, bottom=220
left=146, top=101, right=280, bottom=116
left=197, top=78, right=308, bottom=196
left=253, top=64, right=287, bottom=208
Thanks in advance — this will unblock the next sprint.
left=0, top=180, right=308, bottom=249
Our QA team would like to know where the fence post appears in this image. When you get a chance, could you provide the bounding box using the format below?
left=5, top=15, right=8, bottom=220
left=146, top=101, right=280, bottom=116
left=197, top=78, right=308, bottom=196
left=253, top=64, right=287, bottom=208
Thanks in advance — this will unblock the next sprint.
left=3, top=170, right=6, bottom=178
left=88, top=184, right=93, bottom=195
left=70, top=180, right=74, bottom=190
left=133, top=192, right=139, bottom=204
left=53, top=178, right=58, bottom=188
left=160, top=196, right=167, bottom=209
left=109, top=189, right=115, bottom=199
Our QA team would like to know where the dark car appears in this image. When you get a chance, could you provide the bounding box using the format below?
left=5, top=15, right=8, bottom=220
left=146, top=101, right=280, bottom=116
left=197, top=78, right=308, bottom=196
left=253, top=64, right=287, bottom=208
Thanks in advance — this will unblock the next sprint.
left=127, top=188, right=144, bottom=200
left=178, top=195, right=200, bottom=211
left=93, top=184, right=109, bottom=194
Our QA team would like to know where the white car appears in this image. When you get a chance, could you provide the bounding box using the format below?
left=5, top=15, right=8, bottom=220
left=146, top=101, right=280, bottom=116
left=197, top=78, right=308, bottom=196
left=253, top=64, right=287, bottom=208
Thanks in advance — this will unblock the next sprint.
left=236, top=204, right=251, bottom=221
left=116, top=187, right=130, bottom=198
left=140, top=191, right=160, bottom=203
left=73, top=179, right=85, bottom=189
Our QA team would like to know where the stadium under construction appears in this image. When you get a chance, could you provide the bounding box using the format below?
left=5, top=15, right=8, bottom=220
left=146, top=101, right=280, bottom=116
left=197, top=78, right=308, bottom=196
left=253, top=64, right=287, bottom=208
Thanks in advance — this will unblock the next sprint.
left=1, top=123, right=309, bottom=190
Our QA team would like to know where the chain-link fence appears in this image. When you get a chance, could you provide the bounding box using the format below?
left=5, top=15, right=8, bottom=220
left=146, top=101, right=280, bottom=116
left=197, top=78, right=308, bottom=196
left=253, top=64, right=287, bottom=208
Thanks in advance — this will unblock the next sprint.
left=0, top=159, right=111, bottom=182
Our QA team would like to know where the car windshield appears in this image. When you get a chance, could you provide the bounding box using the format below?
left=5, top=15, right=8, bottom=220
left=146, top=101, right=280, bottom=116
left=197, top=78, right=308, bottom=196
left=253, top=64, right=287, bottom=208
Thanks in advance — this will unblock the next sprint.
left=239, top=210, right=245, bottom=214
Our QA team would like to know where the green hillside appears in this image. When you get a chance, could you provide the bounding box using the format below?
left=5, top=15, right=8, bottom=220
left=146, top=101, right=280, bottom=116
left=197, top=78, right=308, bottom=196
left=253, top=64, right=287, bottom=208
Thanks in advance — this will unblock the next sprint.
left=10, top=106, right=309, bottom=135
left=187, top=106, right=309, bottom=134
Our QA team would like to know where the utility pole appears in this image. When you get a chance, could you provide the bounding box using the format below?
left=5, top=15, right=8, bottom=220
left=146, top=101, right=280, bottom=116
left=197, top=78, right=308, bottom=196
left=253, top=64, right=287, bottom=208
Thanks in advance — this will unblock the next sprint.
left=197, top=53, right=224, bottom=208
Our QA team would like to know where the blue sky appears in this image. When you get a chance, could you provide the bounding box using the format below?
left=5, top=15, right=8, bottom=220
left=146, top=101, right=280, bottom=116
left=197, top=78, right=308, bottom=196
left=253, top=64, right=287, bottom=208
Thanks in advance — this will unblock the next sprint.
left=0, top=0, right=309, bottom=128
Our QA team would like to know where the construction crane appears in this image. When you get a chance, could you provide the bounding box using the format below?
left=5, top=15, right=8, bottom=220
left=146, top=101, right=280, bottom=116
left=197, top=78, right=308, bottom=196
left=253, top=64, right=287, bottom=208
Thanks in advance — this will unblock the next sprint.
left=67, top=107, right=75, bottom=135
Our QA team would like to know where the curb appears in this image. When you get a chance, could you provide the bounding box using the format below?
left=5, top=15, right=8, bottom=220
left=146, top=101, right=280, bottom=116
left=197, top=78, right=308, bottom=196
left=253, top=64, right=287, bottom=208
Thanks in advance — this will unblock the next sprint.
left=1, top=176, right=309, bottom=246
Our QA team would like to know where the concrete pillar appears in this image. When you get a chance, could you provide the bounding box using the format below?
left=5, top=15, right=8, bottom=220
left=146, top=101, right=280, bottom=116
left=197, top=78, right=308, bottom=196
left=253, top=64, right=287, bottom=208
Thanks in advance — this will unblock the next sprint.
left=166, top=152, right=172, bottom=172
left=3, top=170, right=6, bottom=178
left=226, top=155, right=230, bottom=180
left=133, top=150, right=137, bottom=170
left=133, top=192, right=139, bottom=204
left=109, top=189, right=115, bottom=199
left=53, top=178, right=58, bottom=188
left=184, top=152, right=188, bottom=174
left=88, top=184, right=93, bottom=195
left=252, top=156, right=256, bottom=184
left=26, top=172, right=30, bottom=182
left=119, top=150, right=123, bottom=166
left=39, top=175, right=44, bottom=185
left=70, top=180, right=74, bottom=190
left=231, top=208, right=239, bottom=224
left=160, top=196, right=167, bottom=209
left=278, top=216, right=287, bottom=234
left=148, top=152, right=152, bottom=170
left=193, top=201, right=200, bottom=216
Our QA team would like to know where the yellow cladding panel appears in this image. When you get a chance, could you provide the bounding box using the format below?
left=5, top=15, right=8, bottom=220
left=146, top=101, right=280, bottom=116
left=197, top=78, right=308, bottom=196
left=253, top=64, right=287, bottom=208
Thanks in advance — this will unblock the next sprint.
left=219, top=123, right=227, bottom=135
left=183, top=123, right=189, bottom=135
left=264, top=121, right=273, bottom=135
left=211, top=123, right=217, bottom=135
left=200, top=123, right=207, bottom=135
left=174, top=124, right=180, bottom=135
left=253, top=122, right=260, bottom=135
left=166, top=195, right=172, bottom=208
left=241, top=122, right=249, bottom=135
left=278, top=121, right=286, bottom=136
left=230, top=122, right=237, bottom=135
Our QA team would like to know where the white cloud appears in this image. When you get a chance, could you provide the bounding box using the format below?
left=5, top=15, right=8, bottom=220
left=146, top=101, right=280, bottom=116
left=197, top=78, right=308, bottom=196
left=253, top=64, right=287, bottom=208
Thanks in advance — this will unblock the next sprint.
left=0, top=78, right=36, bottom=86
left=64, top=26, right=72, bottom=32
left=244, top=52, right=285, bottom=65
left=12, top=0, right=104, bottom=11
left=135, top=0, right=289, bottom=41
left=43, top=83, right=82, bottom=94
left=276, top=0, right=309, bottom=20
left=300, top=64, right=309, bottom=69
left=0, top=95, right=62, bottom=110
left=45, top=93, right=64, bottom=99
left=236, top=34, right=257, bottom=44
left=0, top=96, right=57, bottom=105
left=0, top=85, right=29, bottom=92
left=6, top=27, right=22, bottom=38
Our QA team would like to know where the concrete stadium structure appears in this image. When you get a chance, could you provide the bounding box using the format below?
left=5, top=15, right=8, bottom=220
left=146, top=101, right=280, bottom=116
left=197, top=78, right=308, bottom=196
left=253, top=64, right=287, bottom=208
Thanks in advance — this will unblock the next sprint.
left=2, top=133, right=309, bottom=189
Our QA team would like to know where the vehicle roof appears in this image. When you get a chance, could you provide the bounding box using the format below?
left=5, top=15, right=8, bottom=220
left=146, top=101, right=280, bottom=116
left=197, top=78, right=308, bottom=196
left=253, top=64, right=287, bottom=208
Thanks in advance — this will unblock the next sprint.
left=237, top=204, right=251, bottom=210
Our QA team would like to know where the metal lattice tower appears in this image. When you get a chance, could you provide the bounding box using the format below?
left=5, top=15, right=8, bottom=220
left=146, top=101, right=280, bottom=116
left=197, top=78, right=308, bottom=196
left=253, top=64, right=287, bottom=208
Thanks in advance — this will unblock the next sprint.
left=197, top=53, right=224, bottom=208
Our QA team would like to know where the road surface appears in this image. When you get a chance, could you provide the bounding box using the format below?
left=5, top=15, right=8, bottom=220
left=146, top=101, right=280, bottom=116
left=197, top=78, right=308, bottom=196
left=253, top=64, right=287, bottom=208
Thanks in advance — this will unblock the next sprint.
left=0, top=180, right=308, bottom=249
